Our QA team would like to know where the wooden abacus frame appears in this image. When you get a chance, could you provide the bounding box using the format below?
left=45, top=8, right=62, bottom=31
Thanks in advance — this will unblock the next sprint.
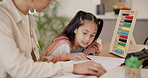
left=109, top=10, right=139, bottom=58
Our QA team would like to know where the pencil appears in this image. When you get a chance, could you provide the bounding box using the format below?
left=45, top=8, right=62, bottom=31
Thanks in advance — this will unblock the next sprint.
left=86, top=57, right=92, bottom=60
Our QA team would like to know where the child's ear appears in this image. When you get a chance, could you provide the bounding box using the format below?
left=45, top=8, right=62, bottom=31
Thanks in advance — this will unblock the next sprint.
left=74, top=29, right=78, bottom=33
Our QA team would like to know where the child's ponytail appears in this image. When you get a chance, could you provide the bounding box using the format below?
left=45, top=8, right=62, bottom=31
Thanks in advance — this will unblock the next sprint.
left=97, top=18, right=103, bottom=36
left=93, top=18, right=104, bottom=42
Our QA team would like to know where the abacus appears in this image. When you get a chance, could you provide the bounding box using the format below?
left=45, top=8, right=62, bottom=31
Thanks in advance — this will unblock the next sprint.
left=109, top=10, right=139, bottom=58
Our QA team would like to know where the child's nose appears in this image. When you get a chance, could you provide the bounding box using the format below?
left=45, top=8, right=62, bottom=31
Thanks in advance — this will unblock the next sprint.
left=85, top=35, right=90, bottom=41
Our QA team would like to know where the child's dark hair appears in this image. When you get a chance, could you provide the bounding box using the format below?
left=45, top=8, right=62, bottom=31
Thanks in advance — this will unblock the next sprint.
left=60, top=10, right=103, bottom=43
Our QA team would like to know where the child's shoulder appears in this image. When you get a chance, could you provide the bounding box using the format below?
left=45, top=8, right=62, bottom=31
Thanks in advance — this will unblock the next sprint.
left=53, top=36, right=71, bottom=45
left=57, top=39, right=70, bottom=45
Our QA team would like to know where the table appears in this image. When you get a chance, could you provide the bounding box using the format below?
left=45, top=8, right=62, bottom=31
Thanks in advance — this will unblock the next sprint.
left=101, top=67, right=148, bottom=78
left=96, top=43, right=121, bottom=58
left=53, top=43, right=148, bottom=78
left=97, top=43, right=148, bottom=58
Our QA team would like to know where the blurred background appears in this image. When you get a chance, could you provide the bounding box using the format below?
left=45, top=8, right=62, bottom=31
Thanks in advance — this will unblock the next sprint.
left=1, top=0, right=148, bottom=55
left=39, top=0, right=148, bottom=55
left=55, top=0, right=148, bottom=44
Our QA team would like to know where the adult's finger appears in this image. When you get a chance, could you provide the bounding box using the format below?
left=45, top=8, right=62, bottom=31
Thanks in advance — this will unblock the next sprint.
left=88, top=62, right=107, bottom=76
left=87, top=69, right=102, bottom=77
left=97, top=63, right=107, bottom=73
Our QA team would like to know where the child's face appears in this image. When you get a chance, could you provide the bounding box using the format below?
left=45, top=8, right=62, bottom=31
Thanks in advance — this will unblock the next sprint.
left=74, top=20, right=97, bottom=48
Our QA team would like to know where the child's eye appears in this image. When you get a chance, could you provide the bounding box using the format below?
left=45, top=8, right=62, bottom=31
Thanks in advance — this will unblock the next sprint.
left=91, top=35, right=95, bottom=37
left=83, top=32, right=87, bottom=35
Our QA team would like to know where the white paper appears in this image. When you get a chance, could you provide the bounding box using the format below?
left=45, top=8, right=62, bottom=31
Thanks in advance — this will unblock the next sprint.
left=52, top=56, right=125, bottom=78
left=87, top=56, right=124, bottom=70
left=70, top=56, right=124, bottom=70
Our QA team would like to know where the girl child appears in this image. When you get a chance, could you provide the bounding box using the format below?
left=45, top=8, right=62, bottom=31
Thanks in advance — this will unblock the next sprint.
left=42, top=11, right=103, bottom=63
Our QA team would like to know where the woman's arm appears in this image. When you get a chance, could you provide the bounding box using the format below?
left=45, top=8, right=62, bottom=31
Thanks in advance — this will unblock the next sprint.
left=0, top=22, right=73, bottom=78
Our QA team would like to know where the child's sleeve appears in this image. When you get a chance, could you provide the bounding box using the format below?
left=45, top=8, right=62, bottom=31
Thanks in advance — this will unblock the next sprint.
left=83, top=38, right=102, bottom=55
left=50, top=53, right=68, bottom=63
left=46, top=43, right=71, bottom=63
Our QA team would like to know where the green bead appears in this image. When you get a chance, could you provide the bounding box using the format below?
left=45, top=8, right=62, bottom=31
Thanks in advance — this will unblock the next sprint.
left=123, top=23, right=131, bottom=27
left=118, top=42, right=126, bottom=47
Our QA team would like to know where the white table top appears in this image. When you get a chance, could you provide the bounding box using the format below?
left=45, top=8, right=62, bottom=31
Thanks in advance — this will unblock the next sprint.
left=101, top=67, right=148, bottom=78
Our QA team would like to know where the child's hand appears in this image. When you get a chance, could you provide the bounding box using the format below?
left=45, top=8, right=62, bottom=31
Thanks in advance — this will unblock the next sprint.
left=83, top=47, right=99, bottom=55
left=84, top=38, right=102, bottom=55
left=67, top=53, right=87, bottom=61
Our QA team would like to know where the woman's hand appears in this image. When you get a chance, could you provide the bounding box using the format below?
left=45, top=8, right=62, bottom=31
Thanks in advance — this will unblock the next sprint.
left=73, top=61, right=107, bottom=77
left=67, top=53, right=87, bottom=61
